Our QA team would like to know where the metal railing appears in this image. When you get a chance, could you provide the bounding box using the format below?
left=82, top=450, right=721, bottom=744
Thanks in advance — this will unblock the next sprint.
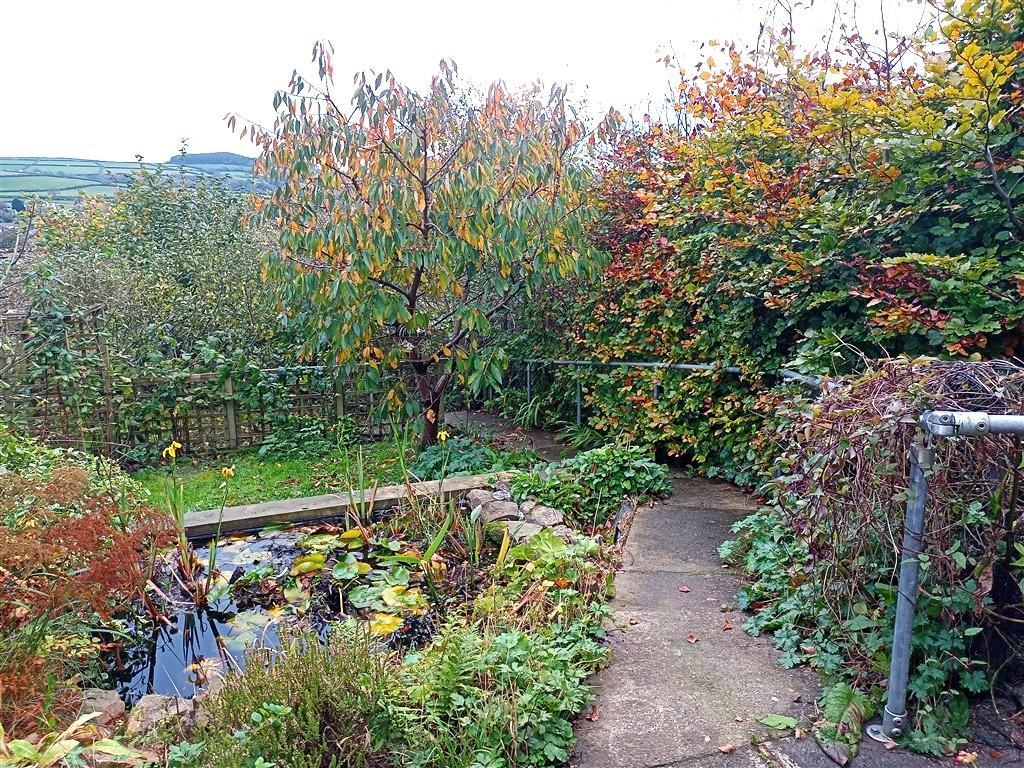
left=516, top=358, right=822, bottom=426
left=867, top=410, right=1024, bottom=744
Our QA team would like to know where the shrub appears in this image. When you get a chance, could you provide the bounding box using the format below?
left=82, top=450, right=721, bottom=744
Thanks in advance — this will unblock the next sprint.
left=409, top=437, right=536, bottom=481
left=411, top=437, right=498, bottom=480
left=511, top=443, right=669, bottom=526
left=0, top=424, right=170, bottom=734
left=509, top=0, right=1024, bottom=486
left=256, top=415, right=355, bottom=459
left=186, top=627, right=404, bottom=768
left=563, top=444, right=669, bottom=507
left=721, top=360, right=1024, bottom=754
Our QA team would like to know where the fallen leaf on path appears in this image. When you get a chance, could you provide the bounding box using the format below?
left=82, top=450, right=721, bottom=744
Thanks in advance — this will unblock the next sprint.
left=794, top=728, right=806, bottom=739
left=628, top=617, right=639, bottom=625
left=718, top=744, right=735, bottom=754
left=686, top=633, right=699, bottom=643
left=722, top=618, right=733, bottom=631
left=678, top=585, right=691, bottom=593
left=584, top=705, right=600, bottom=721
left=757, top=714, right=798, bottom=730
left=991, top=750, right=1005, bottom=759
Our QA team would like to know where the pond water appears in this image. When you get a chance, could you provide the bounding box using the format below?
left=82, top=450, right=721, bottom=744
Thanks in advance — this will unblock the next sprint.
left=110, top=526, right=320, bottom=705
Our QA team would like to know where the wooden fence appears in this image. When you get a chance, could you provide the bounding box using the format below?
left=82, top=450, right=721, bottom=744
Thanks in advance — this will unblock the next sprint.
left=0, top=311, right=397, bottom=458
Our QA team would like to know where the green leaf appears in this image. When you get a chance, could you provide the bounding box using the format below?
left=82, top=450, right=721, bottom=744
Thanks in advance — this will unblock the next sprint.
left=758, top=714, right=798, bottom=730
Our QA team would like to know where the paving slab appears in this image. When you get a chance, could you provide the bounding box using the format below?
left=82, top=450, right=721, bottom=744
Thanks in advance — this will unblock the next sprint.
left=570, top=475, right=818, bottom=768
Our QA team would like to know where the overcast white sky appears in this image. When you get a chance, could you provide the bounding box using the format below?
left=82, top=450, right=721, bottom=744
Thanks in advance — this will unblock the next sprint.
left=3, top=0, right=927, bottom=161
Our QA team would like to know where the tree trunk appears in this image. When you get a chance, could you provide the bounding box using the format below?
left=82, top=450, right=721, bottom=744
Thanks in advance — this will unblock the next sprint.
left=412, top=365, right=446, bottom=449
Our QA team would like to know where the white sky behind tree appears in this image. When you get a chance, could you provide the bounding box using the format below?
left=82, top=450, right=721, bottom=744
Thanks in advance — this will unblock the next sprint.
left=3, top=0, right=930, bottom=161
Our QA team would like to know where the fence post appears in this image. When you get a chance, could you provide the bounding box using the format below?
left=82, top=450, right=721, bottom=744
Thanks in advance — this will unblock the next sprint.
left=334, top=373, right=346, bottom=423
left=224, top=375, right=239, bottom=450
left=93, top=318, right=116, bottom=455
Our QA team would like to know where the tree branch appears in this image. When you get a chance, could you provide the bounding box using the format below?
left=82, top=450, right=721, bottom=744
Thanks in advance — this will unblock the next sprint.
left=985, top=145, right=1024, bottom=239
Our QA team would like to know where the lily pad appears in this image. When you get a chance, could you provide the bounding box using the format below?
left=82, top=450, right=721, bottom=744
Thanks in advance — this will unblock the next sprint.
left=369, top=613, right=404, bottom=636
left=331, top=554, right=372, bottom=580
left=300, top=533, right=344, bottom=551
left=290, top=553, right=326, bottom=576
left=283, top=583, right=311, bottom=604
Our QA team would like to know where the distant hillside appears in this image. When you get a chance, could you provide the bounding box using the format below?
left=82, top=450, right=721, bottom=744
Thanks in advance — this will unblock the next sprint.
left=166, top=151, right=253, bottom=167
left=0, top=154, right=262, bottom=204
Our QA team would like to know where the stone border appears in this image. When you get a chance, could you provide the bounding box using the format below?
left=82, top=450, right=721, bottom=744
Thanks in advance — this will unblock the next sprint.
left=183, top=473, right=510, bottom=539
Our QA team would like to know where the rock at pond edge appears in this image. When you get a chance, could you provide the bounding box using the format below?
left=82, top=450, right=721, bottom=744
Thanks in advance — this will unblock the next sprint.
left=525, top=505, right=564, bottom=527
left=79, top=688, right=125, bottom=726
left=125, top=694, right=194, bottom=737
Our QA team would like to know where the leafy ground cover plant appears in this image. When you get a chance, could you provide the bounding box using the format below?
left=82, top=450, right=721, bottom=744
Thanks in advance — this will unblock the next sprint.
left=409, top=435, right=538, bottom=481
left=255, top=414, right=358, bottom=459
left=510, top=443, right=670, bottom=527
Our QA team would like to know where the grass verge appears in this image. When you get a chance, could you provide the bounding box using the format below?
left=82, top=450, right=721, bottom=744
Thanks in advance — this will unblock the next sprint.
left=133, top=441, right=409, bottom=511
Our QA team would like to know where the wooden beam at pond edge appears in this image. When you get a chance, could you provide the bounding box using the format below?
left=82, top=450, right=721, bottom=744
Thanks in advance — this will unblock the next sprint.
left=183, top=473, right=509, bottom=540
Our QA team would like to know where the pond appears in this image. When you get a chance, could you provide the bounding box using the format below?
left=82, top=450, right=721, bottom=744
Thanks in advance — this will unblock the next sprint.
left=106, top=504, right=485, bottom=706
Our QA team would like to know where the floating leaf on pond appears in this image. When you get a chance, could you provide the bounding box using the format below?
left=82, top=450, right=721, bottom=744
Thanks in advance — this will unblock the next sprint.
left=369, top=613, right=404, bottom=636
left=228, top=609, right=276, bottom=633
left=381, top=585, right=408, bottom=607
left=186, top=657, right=224, bottom=686
left=331, top=553, right=362, bottom=580
left=232, top=547, right=271, bottom=566
left=290, top=553, right=326, bottom=576
left=283, top=583, right=311, bottom=604
left=300, top=533, right=344, bottom=551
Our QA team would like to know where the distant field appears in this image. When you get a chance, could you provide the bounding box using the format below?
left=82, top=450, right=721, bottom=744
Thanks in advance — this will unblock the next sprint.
left=2, top=175, right=96, bottom=193
left=0, top=154, right=258, bottom=203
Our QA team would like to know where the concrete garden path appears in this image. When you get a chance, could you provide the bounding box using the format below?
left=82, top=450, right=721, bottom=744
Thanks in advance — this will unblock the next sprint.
left=448, top=412, right=983, bottom=766
left=568, top=473, right=951, bottom=768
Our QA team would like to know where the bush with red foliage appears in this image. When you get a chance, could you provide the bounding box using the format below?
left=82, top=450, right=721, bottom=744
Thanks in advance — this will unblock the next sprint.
left=0, top=462, right=172, bottom=733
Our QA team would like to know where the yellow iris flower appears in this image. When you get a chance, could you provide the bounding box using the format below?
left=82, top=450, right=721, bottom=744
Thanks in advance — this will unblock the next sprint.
left=162, top=440, right=183, bottom=459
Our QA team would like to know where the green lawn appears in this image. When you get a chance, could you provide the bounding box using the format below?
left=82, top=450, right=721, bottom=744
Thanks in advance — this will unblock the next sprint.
left=134, top=441, right=411, bottom=513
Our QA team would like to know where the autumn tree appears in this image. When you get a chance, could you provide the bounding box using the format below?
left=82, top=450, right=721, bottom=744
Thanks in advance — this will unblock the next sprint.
left=238, top=44, right=615, bottom=445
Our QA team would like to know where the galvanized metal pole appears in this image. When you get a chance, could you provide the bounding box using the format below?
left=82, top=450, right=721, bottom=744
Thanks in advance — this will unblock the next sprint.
left=868, top=431, right=934, bottom=742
